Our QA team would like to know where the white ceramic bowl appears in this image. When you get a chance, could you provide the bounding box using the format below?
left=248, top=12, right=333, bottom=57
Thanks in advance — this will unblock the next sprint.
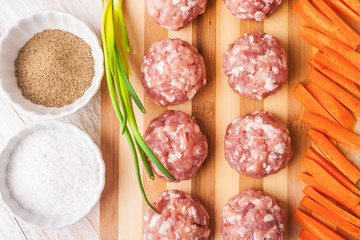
left=0, top=10, right=104, bottom=120
left=0, top=121, right=105, bottom=229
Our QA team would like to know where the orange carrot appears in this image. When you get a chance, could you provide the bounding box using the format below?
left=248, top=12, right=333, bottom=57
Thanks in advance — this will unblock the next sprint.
left=299, top=172, right=360, bottom=215
left=301, top=196, right=360, bottom=239
left=301, top=113, right=360, bottom=151
left=301, top=158, right=360, bottom=208
left=306, top=82, right=356, bottom=131
left=304, top=147, right=360, bottom=193
left=307, top=130, right=360, bottom=184
left=352, top=205, right=360, bottom=218
left=311, top=0, right=360, bottom=46
left=303, top=186, right=360, bottom=228
left=299, top=229, right=320, bottom=240
left=301, top=26, right=360, bottom=70
left=342, top=0, right=360, bottom=15
left=293, top=83, right=336, bottom=122
left=309, top=58, right=360, bottom=99
left=293, top=0, right=356, bottom=48
left=299, top=172, right=360, bottom=218
left=311, top=49, right=360, bottom=86
left=308, top=69, right=360, bottom=117
left=294, top=209, right=347, bottom=240
left=327, top=0, right=360, bottom=24
left=299, top=172, right=321, bottom=188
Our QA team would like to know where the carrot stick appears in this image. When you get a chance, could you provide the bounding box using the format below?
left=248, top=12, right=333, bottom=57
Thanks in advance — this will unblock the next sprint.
left=294, top=209, right=347, bottom=240
left=309, top=58, right=360, bottom=99
left=351, top=205, right=360, bottom=218
left=303, top=186, right=360, bottom=228
left=301, top=113, right=360, bottom=151
left=327, top=0, right=360, bottom=24
left=308, top=69, right=360, bottom=117
left=307, top=130, right=360, bottom=184
left=311, top=49, right=360, bottom=86
left=306, top=82, right=356, bottom=131
left=323, top=48, right=360, bottom=85
left=311, top=0, right=360, bottom=47
left=304, top=147, right=360, bottom=193
left=299, top=172, right=360, bottom=218
left=342, top=0, right=360, bottom=15
left=301, top=196, right=360, bottom=238
left=299, top=229, right=320, bottom=240
left=293, top=0, right=356, bottom=48
left=293, top=83, right=337, bottom=122
left=301, top=26, right=360, bottom=70
left=301, top=158, right=360, bottom=208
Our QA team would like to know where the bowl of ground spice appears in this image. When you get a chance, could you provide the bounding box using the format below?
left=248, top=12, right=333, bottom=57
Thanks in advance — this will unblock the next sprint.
left=0, top=10, right=103, bottom=119
left=0, top=121, right=105, bottom=229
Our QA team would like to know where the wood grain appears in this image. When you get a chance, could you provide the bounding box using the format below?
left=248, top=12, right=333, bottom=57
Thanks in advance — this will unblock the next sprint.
left=100, top=0, right=360, bottom=240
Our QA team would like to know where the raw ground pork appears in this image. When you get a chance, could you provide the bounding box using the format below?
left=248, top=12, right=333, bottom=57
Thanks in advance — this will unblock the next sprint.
left=223, top=32, right=287, bottom=100
left=145, top=0, right=207, bottom=30
left=141, top=38, right=206, bottom=106
left=224, top=110, right=292, bottom=178
left=144, top=110, right=208, bottom=182
left=143, top=190, right=210, bottom=240
left=223, top=0, right=282, bottom=21
left=221, top=188, right=286, bottom=240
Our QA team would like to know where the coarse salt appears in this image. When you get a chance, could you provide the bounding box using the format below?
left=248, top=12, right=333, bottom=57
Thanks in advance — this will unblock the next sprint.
left=7, top=128, right=100, bottom=217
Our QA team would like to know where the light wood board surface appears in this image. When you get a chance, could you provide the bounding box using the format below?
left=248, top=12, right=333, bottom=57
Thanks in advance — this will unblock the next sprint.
left=100, top=0, right=307, bottom=239
left=98, top=0, right=359, bottom=240
left=0, top=0, right=101, bottom=239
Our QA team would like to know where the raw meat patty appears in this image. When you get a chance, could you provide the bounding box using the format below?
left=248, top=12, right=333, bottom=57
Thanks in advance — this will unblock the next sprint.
left=141, top=38, right=206, bottom=106
left=224, top=110, right=292, bottom=178
left=143, top=190, right=210, bottom=240
left=223, top=32, right=287, bottom=100
left=145, top=0, right=207, bottom=31
left=223, top=0, right=282, bottom=21
left=144, top=110, right=208, bottom=182
left=221, top=189, right=286, bottom=240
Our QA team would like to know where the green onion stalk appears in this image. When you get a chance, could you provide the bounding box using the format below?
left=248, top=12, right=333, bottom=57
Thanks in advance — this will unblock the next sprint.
left=101, top=0, right=175, bottom=213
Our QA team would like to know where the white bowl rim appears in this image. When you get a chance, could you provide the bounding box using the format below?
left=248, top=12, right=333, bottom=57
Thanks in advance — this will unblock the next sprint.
left=0, top=120, right=105, bottom=229
left=0, top=10, right=104, bottom=120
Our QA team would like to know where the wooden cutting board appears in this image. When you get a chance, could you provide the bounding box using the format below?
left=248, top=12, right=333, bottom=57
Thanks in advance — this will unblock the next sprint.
left=100, top=0, right=360, bottom=239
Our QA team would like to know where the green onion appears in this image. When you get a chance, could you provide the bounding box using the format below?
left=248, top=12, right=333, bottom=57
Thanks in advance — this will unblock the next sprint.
left=101, top=0, right=175, bottom=213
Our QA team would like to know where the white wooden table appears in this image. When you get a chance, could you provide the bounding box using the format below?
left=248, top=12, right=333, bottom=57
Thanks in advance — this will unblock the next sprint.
left=0, top=0, right=101, bottom=239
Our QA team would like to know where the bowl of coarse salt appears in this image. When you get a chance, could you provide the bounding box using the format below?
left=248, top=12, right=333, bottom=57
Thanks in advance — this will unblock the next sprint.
left=0, top=10, right=103, bottom=120
left=0, top=121, right=105, bottom=229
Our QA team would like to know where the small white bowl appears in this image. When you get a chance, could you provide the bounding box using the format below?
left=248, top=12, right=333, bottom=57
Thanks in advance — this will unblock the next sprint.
left=0, top=121, right=105, bottom=229
left=0, top=10, right=104, bottom=120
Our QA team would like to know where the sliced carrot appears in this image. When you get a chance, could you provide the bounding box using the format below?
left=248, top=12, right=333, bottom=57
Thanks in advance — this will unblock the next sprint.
left=309, top=58, right=360, bottom=99
left=301, top=196, right=360, bottom=239
left=311, top=49, right=360, bottom=86
left=303, top=186, right=360, bottom=228
left=293, top=0, right=356, bottom=48
left=301, top=158, right=360, bottom=208
left=304, top=147, right=360, bottom=193
left=306, top=82, right=356, bottom=131
left=308, top=69, right=360, bottom=117
left=311, top=0, right=360, bottom=47
left=301, top=26, right=360, bottom=70
left=342, top=0, right=360, bottom=15
left=307, top=130, right=360, bottom=184
left=301, top=113, right=360, bottom=151
left=298, top=172, right=359, bottom=213
left=293, top=83, right=336, bottom=122
left=294, top=209, right=347, bottom=240
left=327, top=0, right=360, bottom=24
left=299, top=229, right=320, bottom=240
left=351, top=205, right=360, bottom=218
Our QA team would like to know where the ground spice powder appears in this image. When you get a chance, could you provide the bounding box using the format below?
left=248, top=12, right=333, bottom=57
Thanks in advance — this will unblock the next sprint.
left=15, top=29, right=95, bottom=107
